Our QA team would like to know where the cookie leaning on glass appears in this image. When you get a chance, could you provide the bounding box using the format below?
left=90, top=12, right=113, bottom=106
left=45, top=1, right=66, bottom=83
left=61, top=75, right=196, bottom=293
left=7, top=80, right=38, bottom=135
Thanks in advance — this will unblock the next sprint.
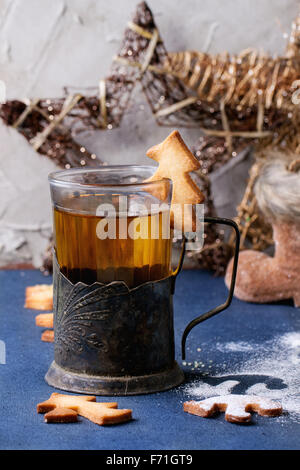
left=146, top=130, right=205, bottom=232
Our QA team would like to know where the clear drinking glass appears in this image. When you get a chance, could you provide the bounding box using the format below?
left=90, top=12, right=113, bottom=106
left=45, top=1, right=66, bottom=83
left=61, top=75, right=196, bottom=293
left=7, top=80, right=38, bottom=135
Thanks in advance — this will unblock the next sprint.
left=49, top=165, right=173, bottom=288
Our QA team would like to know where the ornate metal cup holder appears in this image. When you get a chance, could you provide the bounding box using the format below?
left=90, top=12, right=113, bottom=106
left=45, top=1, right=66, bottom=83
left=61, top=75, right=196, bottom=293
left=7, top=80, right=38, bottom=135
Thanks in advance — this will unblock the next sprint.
left=46, top=217, right=239, bottom=396
left=46, top=254, right=184, bottom=395
left=46, top=361, right=184, bottom=396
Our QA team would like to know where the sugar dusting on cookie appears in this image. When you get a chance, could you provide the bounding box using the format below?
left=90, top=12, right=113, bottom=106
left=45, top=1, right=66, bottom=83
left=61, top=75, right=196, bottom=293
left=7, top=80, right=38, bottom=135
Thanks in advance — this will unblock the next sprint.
left=184, top=395, right=282, bottom=423
left=181, top=332, right=300, bottom=422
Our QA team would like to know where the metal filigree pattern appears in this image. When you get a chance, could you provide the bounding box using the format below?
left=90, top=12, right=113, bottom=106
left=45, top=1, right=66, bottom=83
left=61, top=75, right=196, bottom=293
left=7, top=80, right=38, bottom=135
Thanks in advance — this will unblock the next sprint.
left=55, top=282, right=129, bottom=354
left=53, top=255, right=175, bottom=377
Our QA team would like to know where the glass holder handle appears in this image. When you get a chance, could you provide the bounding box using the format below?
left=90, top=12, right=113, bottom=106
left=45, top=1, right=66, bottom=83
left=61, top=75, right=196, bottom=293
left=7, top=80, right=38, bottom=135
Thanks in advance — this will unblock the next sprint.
left=172, top=216, right=240, bottom=360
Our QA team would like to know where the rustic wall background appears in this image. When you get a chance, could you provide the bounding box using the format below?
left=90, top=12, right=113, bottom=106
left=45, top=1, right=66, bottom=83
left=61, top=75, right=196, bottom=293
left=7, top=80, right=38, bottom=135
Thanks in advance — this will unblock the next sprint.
left=0, top=0, right=298, bottom=267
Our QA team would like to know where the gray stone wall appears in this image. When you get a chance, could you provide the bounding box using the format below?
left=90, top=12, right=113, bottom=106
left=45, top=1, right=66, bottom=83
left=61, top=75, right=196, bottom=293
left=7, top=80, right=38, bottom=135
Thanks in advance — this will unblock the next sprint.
left=0, top=0, right=298, bottom=267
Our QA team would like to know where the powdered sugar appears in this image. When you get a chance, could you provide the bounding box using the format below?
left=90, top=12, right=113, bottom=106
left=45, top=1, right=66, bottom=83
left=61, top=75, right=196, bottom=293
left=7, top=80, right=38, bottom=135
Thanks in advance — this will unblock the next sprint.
left=183, top=332, right=300, bottom=422
left=216, top=341, right=255, bottom=352
left=281, top=332, right=300, bottom=349
left=186, top=379, right=239, bottom=398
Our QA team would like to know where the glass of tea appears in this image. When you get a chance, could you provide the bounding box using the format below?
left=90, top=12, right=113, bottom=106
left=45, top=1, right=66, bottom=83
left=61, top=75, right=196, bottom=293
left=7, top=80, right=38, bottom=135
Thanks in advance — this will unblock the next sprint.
left=47, top=165, right=239, bottom=395
left=50, top=165, right=172, bottom=288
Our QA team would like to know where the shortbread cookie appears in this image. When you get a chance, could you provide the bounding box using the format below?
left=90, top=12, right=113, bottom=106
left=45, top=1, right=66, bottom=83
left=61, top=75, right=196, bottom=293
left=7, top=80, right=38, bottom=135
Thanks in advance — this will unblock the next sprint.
left=35, top=313, right=54, bottom=328
left=146, top=130, right=204, bottom=232
left=37, top=393, right=132, bottom=426
left=184, top=395, right=282, bottom=424
left=44, top=407, right=78, bottom=423
left=25, top=284, right=53, bottom=310
left=41, top=329, right=54, bottom=343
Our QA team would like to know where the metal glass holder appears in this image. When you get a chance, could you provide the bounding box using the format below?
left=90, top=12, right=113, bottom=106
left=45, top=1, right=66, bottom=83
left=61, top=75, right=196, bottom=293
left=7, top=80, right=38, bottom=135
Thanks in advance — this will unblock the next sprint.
left=45, top=217, right=239, bottom=395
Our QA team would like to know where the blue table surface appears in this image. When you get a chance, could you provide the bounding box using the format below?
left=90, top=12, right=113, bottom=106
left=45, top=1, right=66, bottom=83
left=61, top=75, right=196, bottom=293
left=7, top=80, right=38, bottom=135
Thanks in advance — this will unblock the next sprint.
left=0, top=269, right=299, bottom=450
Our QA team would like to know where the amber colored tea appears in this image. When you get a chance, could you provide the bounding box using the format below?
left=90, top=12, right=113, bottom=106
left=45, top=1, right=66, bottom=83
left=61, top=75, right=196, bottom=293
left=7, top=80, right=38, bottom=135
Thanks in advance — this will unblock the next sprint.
left=54, top=207, right=172, bottom=288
